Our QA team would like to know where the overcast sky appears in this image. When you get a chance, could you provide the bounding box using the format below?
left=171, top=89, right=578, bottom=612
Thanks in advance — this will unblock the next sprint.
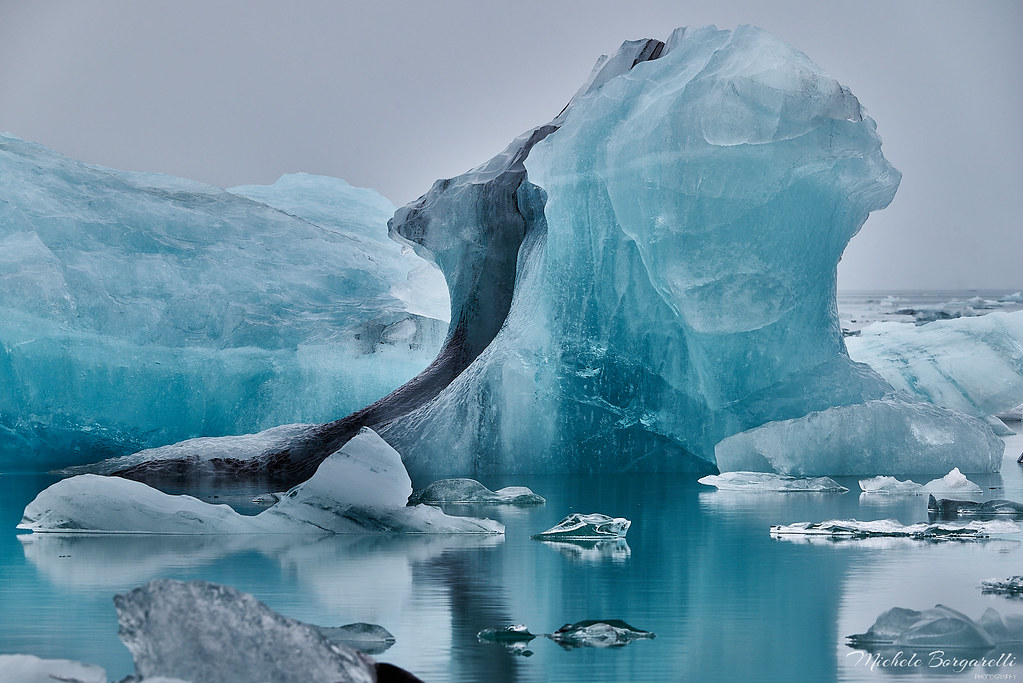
left=1, top=0, right=1020, bottom=290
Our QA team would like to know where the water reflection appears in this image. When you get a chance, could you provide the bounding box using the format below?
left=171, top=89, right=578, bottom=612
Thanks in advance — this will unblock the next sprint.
left=536, top=539, right=631, bottom=564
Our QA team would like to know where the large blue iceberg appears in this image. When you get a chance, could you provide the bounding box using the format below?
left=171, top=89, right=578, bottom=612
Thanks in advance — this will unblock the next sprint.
left=5, top=25, right=1009, bottom=481
left=0, top=135, right=447, bottom=471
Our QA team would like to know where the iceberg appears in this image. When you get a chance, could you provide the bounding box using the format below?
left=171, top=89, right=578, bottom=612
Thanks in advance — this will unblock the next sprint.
left=922, top=467, right=983, bottom=494
left=531, top=513, right=630, bottom=541
left=714, top=396, right=1002, bottom=476
left=847, top=311, right=1023, bottom=419
left=114, top=578, right=419, bottom=683
left=408, top=478, right=545, bottom=505
left=0, top=134, right=447, bottom=472
left=18, top=428, right=503, bottom=534
left=698, top=471, right=848, bottom=492
left=848, top=604, right=1023, bottom=654
left=770, top=518, right=1020, bottom=539
left=929, top=495, right=1023, bottom=518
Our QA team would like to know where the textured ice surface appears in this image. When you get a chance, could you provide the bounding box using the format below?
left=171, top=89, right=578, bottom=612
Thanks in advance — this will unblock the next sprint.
left=0, top=654, right=106, bottom=683
left=408, top=479, right=545, bottom=505
left=0, top=134, right=446, bottom=471
left=375, top=25, right=1002, bottom=477
left=847, top=311, right=1023, bottom=418
left=715, top=395, right=1003, bottom=475
left=548, top=620, right=656, bottom=649
left=19, top=428, right=503, bottom=534
left=980, top=576, right=1023, bottom=597
left=922, top=467, right=983, bottom=494
left=114, top=579, right=402, bottom=683
left=771, top=519, right=1020, bottom=539
left=531, top=513, right=630, bottom=540
left=928, top=495, right=1023, bottom=518
left=859, top=476, right=923, bottom=494
left=318, top=623, right=396, bottom=655
left=848, top=604, right=1023, bottom=651
left=698, top=471, right=848, bottom=492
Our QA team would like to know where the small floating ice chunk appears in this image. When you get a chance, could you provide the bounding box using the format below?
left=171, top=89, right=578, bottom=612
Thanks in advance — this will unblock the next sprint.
left=531, top=513, right=630, bottom=540
left=771, top=518, right=1021, bottom=539
left=409, top=479, right=546, bottom=505
left=980, top=576, right=1023, bottom=597
left=547, top=620, right=656, bottom=649
left=0, top=654, right=106, bottom=683
left=929, top=495, right=1023, bottom=518
left=699, top=471, right=848, bottom=492
left=922, top=467, right=983, bottom=494
left=858, top=476, right=923, bottom=494
left=477, top=624, right=537, bottom=643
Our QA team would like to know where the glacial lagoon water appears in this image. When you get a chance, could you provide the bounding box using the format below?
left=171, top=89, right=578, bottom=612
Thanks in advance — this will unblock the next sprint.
left=4, top=441, right=1023, bottom=682
left=4, top=291, right=1023, bottom=682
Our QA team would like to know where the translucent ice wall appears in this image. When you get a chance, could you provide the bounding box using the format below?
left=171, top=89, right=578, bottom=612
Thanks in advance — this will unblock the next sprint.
left=0, top=135, right=447, bottom=471
left=378, top=26, right=1001, bottom=476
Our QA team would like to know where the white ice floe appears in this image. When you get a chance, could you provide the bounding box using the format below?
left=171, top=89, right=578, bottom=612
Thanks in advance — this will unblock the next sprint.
left=858, top=475, right=923, bottom=494
left=408, top=478, right=546, bottom=505
left=770, top=518, right=1020, bottom=539
left=0, top=654, right=106, bottom=683
left=699, top=471, right=848, bottom=492
left=922, top=467, right=983, bottom=494
left=531, top=513, right=630, bottom=541
left=19, top=428, right=503, bottom=535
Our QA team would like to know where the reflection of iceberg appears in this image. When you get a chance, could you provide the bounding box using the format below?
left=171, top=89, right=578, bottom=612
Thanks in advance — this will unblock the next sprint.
left=771, top=519, right=1020, bottom=540
left=699, top=471, right=847, bottom=492
left=531, top=513, right=630, bottom=540
left=19, top=429, right=502, bottom=535
left=537, top=538, right=631, bottom=564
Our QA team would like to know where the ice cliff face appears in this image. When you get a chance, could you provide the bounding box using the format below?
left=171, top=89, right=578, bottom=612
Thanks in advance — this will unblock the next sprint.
left=0, top=135, right=447, bottom=470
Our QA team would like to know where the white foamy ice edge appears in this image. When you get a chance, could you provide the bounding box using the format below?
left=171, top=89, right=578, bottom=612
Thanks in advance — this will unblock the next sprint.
left=858, top=467, right=983, bottom=495
left=0, top=654, right=107, bottom=683
left=19, top=428, right=503, bottom=535
left=770, top=518, right=1021, bottom=539
left=699, top=471, right=848, bottom=492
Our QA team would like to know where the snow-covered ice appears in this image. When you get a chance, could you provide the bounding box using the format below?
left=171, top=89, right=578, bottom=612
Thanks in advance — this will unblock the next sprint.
left=858, top=475, right=924, bottom=494
left=408, top=479, right=546, bottom=505
left=771, top=518, right=1020, bottom=539
left=698, top=471, right=848, bottom=492
left=531, top=513, right=630, bottom=540
left=19, top=428, right=503, bottom=535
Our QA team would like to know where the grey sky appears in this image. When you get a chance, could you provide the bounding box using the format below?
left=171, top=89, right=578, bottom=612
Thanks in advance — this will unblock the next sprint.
left=1, top=0, right=1020, bottom=290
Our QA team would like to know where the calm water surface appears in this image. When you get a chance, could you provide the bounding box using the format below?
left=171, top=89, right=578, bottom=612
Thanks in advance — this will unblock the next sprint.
left=4, top=436, right=1023, bottom=681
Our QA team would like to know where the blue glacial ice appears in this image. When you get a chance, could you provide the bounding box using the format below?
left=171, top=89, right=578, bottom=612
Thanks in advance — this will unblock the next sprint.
left=0, top=134, right=447, bottom=471
left=9, top=25, right=1012, bottom=481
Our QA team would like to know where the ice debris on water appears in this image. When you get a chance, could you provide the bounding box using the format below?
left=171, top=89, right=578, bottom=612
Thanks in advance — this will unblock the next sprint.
left=859, top=475, right=924, bottom=494
left=19, top=428, right=503, bottom=535
left=478, top=620, right=654, bottom=651
left=408, top=478, right=545, bottom=505
left=314, top=622, right=396, bottom=656
left=922, top=467, right=983, bottom=494
left=929, top=495, right=1023, bottom=518
left=0, top=654, right=107, bottom=683
left=980, top=577, right=1023, bottom=598
left=531, top=513, right=630, bottom=540
left=698, top=471, right=848, bottom=492
left=114, top=579, right=419, bottom=683
left=771, top=519, right=1021, bottom=540
left=848, top=604, right=1023, bottom=652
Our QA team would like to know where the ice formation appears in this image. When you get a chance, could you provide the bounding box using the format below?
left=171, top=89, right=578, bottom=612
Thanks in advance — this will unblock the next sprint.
left=531, top=513, right=631, bottom=540
left=929, top=495, right=1023, bottom=518
left=698, top=471, right=848, bottom=492
left=408, top=478, right=545, bottom=505
left=770, top=519, right=1020, bottom=539
left=0, top=134, right=447, bottom=472
left=714, top=396, right=1002, bottom=476
left=0, top=654, right=107, bottom=683
left=19, top=428, right=503, bottom=534
left=922, top=467, right=983, bottom=494
left=848, top=604, right=1023, bottom=651
left=114, top=578, right=418, bottom=683
left=980, top=576, right=1023, bottom=597
left=19, top=25, right=1007, bottom=481
left=859, top=476, right=924, bottom=495
left=548, top=620, right=656, bottom=649
left=847, top=311, right=1023, bottom=419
